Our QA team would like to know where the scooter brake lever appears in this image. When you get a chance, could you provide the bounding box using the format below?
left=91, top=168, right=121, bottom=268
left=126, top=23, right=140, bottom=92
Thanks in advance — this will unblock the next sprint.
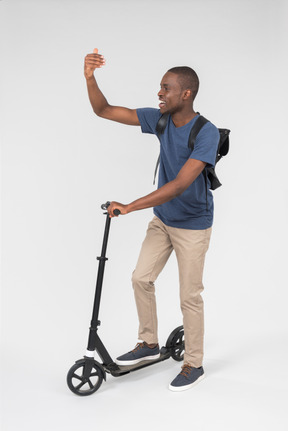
left=101, top=201, right=111, bottom=211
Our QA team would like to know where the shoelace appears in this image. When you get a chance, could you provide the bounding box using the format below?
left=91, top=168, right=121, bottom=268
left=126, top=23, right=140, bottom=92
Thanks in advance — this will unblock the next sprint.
left=180, top=364, right=193, bottom=378
left=132, top=342, right=145, bottom=353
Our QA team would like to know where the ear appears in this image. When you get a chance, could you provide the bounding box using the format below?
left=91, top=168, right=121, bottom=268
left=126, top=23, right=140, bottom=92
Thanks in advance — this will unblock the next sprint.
left=182, top=89, right=192, bottom=100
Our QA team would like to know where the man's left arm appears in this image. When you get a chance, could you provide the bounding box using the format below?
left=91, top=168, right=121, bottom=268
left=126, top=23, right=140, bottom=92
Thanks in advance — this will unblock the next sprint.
left=107, top=158, right=206, bottom=217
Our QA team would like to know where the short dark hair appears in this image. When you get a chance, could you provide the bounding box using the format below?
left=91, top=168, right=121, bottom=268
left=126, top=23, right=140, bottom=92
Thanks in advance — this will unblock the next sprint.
left=168, top=66, right=199, bottom=100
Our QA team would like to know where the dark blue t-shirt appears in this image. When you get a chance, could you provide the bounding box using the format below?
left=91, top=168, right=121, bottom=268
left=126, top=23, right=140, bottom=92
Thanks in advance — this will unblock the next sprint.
left=137, top=108, right=220, bottom=230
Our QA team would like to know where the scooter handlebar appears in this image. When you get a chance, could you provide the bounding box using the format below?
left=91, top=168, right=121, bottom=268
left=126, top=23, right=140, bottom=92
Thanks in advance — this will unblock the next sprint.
left=101, top=201, right=121, bottom=216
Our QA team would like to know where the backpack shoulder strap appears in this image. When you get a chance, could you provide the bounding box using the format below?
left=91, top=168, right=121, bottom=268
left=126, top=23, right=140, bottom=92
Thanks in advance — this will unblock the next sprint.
left=188, top=115, right=209, bottom=151
left=153, top=113, right=169, bottom=185
left=156, top=113, right=169, bottom=135
left=153, top=154, right=160, bottom=185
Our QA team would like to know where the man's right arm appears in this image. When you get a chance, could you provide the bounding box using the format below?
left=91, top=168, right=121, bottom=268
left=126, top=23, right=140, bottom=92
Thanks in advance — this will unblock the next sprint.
left=84, top=48, right=140, bottom=126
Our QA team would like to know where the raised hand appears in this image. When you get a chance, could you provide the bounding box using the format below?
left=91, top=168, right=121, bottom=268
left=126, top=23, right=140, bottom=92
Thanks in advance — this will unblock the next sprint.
left=84, top=48, right=106, bottom=79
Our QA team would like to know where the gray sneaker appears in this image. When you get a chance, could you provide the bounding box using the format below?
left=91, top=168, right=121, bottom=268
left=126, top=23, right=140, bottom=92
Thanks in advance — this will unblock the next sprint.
left=115, top=342, right=160, bottom=366
left=169, top=365, right=205, bottom=391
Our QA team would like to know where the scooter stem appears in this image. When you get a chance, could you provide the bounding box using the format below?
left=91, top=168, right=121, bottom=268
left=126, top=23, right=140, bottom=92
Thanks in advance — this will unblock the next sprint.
left=87, top=211, right=111, bottom=351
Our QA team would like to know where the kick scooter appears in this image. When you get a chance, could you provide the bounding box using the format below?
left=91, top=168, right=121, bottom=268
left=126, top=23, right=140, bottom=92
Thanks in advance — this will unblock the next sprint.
left=67, top=202, right=185, bottom=396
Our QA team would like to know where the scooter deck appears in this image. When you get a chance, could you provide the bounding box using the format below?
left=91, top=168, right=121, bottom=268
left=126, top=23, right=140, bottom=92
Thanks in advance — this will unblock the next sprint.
left=104, top=350, right=171, bottom=377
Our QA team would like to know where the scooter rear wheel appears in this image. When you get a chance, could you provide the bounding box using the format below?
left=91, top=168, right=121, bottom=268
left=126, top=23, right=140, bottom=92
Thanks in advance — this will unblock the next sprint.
left=67, top=359, right=104, bottom=396
left=166, top=326, right=185, bottom=362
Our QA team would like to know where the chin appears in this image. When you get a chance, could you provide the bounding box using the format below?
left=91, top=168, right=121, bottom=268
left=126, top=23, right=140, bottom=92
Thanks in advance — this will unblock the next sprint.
left=160, top=106, right=169, bottom=114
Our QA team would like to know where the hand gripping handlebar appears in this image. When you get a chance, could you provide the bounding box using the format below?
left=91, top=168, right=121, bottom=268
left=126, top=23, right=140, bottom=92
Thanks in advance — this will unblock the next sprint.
left=101, top=201, right=121, bottom=216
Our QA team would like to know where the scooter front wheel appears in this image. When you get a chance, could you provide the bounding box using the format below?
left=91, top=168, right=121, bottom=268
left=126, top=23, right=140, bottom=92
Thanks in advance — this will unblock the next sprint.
left=166, top=326, right=185, bottom=362
left=67, top=359, right=104, bottom=396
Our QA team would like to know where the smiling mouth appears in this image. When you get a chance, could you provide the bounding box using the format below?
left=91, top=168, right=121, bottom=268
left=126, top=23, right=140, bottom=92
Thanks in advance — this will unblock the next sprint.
left=159, top=100, right=166, bottom=108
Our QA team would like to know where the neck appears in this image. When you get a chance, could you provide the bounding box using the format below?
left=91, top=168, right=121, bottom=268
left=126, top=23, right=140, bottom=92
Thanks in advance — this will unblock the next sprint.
left=171, top=108, right=197, bottom=128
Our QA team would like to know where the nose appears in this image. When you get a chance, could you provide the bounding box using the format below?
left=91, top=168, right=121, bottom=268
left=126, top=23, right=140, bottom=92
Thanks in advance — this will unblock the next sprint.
left=158, top=88, right=164, bottom=98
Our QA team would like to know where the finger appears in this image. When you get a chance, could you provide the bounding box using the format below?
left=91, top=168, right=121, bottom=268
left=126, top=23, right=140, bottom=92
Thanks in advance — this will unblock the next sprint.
left=85, top=56, right=106, bottom=65
left=85, top=60, right=106, bottom=71
left=109, top=203, right=118, bottom=217
left=107, top=206, right=114, bottom=217
left=85, top=59, right=105, bottom=67
left=85, top=54, right=105, bottom=62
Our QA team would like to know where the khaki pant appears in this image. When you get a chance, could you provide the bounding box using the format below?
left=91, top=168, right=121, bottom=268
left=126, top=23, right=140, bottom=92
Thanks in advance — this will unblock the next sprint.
left=132, top=216, right=212, bottom=368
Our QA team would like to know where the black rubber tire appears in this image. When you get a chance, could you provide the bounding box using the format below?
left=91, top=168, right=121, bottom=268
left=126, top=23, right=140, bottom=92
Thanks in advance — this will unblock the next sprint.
left=67, top=359, right=104, bottom=396
left=165, top=326, right=185, bottom=362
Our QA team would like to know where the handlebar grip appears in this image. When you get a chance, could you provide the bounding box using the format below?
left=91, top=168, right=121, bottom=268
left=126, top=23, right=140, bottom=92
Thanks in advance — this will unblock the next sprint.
left=113, top=209, right=121, bottom=216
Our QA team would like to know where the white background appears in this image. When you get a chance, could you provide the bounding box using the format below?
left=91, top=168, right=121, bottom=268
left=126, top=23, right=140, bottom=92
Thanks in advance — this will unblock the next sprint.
left=1, top=0, right=288, bottom=430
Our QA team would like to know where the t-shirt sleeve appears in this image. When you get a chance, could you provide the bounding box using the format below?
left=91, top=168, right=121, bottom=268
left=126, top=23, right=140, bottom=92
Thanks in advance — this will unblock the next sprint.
left=189, top=122, right=220, bottom=168
left=136, top=108, right=162, bottom=135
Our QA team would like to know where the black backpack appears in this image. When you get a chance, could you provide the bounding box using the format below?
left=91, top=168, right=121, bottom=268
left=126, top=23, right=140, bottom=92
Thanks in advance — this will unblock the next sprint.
left=153, top=113, right=230, bottom=191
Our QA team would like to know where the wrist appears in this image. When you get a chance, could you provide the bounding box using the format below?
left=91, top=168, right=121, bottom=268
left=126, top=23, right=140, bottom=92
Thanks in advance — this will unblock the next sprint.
left=85, top=72, right=95, bottom=81
left=126, top=203, right=134, bottom=214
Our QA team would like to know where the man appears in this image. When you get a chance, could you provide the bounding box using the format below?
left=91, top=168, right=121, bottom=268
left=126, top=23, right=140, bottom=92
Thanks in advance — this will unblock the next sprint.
left=84, top=48, right=219, bottom=391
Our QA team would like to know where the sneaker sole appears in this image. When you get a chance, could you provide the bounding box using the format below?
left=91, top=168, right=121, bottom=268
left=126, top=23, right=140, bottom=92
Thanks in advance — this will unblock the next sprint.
left=115, top=353, right=160, bottom=366
left=168, top=373, right=205, bottom=392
